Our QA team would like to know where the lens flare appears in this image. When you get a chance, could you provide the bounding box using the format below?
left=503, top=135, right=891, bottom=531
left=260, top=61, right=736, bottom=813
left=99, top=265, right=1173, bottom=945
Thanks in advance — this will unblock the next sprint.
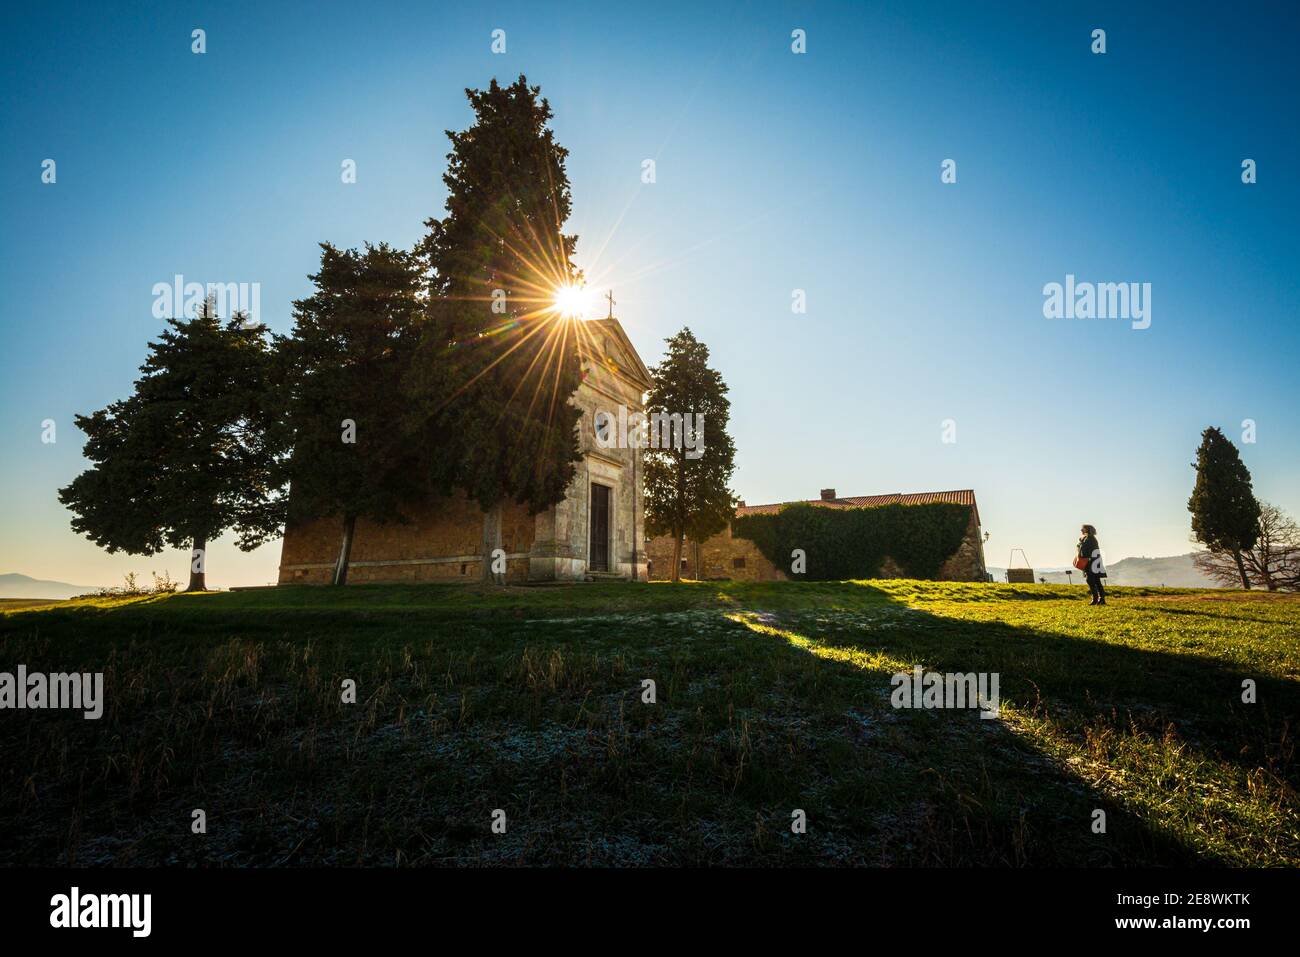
left=552, top=284, right=591, bottom=318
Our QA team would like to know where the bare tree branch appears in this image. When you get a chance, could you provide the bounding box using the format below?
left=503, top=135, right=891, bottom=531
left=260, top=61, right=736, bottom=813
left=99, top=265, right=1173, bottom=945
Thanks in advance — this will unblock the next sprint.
left=1194, top=502, right=1300, bottom=591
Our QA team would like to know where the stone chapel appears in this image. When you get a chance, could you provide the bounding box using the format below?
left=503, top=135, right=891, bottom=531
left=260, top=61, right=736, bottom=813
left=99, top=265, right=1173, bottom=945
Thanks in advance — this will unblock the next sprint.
left=277, top=317, right=653, bottom=584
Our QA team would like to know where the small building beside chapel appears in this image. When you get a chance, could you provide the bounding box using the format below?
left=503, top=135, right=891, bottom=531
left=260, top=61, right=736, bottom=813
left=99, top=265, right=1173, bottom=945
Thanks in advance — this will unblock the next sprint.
left=277, top=317, right=654, bottom=585
left=644, top=488, right=987, bottom=582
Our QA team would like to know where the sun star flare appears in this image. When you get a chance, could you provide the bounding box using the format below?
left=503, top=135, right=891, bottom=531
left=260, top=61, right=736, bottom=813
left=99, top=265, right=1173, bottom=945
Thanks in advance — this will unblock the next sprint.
left=552, top=283, right=592, bottom=318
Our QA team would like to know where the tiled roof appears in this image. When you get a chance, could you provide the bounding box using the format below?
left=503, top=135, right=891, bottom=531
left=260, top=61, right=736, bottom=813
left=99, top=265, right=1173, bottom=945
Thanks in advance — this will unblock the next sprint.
left=735, top=490, right=979, bottom=525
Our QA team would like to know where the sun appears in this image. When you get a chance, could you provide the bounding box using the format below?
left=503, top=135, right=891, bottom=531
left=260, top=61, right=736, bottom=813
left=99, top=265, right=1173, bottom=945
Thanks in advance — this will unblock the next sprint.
left=552, top=283, right=592, bottom=318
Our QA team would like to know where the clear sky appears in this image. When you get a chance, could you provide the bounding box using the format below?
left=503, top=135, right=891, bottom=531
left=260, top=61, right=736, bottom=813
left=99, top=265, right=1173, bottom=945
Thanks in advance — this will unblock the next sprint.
left=2, top=0, right=1297, bottom=588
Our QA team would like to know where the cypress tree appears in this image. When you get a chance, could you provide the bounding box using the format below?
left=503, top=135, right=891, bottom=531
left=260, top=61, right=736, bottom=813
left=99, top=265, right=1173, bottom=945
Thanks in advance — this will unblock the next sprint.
left=642, top=328, right=737, bottom=582
left=1188, top=426, right=1261, bottom=589
left=278, top=243, right=426, bottom=585
left=409, top=75, right=584, bottom=583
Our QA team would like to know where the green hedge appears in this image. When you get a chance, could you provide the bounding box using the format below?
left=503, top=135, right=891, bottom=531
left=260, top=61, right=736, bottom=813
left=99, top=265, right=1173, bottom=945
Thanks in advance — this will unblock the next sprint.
left=731, top=502, right=971, bottom=580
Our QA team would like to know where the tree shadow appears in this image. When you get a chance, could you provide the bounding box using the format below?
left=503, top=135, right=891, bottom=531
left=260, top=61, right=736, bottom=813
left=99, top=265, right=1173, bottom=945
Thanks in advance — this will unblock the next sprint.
left=1, top=581, right=1294, bottom=866
left=1122, top=605, right=1289, bottom=627
left=727, top=582, right=1299, bottom=866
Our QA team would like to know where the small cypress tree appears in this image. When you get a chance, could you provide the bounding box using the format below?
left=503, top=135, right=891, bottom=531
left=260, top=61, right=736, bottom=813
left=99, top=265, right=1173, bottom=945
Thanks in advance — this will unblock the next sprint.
left=1188, top=426, right=1261, bottom=589
left=58, top=299, right=280, bottom=590
left=642, top=328, right=737, bottom=582
left=279, top=243, right=426, bottom=585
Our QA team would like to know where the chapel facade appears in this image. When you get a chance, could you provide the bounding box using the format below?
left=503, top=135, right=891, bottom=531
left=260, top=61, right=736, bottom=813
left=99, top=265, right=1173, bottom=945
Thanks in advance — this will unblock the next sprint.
left=277, top=317, right=653, bottom=584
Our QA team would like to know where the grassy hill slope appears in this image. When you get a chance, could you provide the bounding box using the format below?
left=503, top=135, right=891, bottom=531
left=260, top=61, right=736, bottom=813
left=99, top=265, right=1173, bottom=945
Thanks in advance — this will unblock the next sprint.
left=1, top=581, right=1296, bottom=866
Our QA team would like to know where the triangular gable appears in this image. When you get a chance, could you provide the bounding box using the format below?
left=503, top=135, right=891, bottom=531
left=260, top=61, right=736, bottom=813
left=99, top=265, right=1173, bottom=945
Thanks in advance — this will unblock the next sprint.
left=587, top=317, right=653, bottom=392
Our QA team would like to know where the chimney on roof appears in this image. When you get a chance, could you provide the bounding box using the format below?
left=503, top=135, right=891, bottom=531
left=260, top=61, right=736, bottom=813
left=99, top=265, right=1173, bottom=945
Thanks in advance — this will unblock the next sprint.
left=736, top=500, right=745, bottom=508
left=820, top=488, right=837, bottom=501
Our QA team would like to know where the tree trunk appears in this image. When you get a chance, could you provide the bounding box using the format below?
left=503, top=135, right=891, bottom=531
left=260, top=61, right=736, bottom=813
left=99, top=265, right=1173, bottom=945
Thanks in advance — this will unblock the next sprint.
left=1255, top=554, right=1276, bottom=591
left=186, top=535, right=207, bottom=592
left=1233, top=549, right=1251, bottom=590
left=670, top=532, right=683, bottom=583
left=481, top=502, right=504, bottom=585
left=333, top=514, right=356, bottom=586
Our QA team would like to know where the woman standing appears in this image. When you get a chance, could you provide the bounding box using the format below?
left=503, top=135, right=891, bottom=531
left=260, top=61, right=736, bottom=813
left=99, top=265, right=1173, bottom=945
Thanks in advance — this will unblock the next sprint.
left=1075, top=524, right=1107, bottom=605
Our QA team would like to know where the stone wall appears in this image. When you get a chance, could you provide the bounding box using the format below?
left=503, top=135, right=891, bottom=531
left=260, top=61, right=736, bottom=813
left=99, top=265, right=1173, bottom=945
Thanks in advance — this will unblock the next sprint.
left=278, top=495, right=537, bottom=585
left=645, top=523, right=781, bottom=581
left=937, top=512, right=988, bottom=581
left=646, top=508, right=987, bottom=582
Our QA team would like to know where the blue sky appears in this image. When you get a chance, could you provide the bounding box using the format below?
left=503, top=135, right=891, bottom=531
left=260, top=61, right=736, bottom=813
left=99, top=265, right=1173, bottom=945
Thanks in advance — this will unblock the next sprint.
left=2, top=0, right=1297, bottom=587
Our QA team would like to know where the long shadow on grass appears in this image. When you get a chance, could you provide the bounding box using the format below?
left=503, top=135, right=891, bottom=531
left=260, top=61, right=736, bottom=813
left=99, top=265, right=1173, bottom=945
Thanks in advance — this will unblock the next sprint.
left=740, top=583, right=1298, bottom=865
left=1122, top=605, right=1291, bottom=627
left=0, top=583, right=1294, bottom=866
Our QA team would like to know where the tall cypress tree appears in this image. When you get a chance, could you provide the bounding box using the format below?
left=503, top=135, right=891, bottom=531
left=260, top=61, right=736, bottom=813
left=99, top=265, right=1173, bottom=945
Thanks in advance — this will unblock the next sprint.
left=409, top=75, right=584, bottom=583
left=279, top=242, right=427, bottom=585
left=642, top=328, right=737, bottom=582
left=58, top=299, right=281, bottom=590
left=1188, top=426, right=1261, bottom=589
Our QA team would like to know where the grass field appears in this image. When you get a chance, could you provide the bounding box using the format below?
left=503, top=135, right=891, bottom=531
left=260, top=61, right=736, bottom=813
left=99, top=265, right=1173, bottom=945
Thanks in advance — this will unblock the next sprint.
left=0, top=598, right=63, bottom=612
left=1, top=580, right=1296, bottom=866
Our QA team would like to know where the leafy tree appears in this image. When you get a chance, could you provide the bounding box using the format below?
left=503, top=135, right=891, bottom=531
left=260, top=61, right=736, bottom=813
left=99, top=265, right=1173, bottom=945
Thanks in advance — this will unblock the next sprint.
left=59, top=299, right=280, bottom=590
left=643, top=327, right=737, bottom=582
left=1188, top=426, right=1261, bottom=589
left=409, top=75, right=584, bottom=582
left=278, top=243, right=428, bottom=585
left=1194, top=502, right=1300, bottom=591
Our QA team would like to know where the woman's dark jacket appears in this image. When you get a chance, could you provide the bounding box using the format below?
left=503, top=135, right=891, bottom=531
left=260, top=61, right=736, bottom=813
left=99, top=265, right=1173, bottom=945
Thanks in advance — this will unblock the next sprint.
left=1077, top=535, right=1106, bottom=577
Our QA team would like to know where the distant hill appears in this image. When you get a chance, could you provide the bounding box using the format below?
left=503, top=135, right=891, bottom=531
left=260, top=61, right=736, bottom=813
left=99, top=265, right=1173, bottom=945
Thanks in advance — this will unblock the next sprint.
left=0, top=573, right=98, bottom=600
left=988, top=553, right=1221, bottom=588
left=1106, top=553, right=1223, bottom=588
